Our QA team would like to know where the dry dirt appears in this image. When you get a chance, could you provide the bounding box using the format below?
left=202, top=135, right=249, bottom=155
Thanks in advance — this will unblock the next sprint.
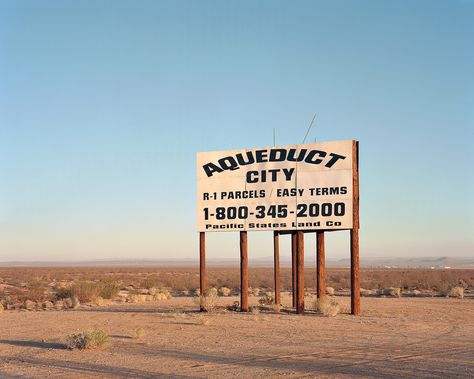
left=0, top=295, right=473, bottom=378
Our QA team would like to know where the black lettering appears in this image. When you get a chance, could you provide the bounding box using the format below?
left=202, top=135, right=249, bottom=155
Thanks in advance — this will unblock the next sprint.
left=218, top=156, right=239, bottom=171
left=268, top=169, right=279, bottom=182
left=305, top=150, right=326, bottom=164
left=269, top=149, right=286, bottom=161
left=287, top=148, right=307, bottom=161
left=255, top=149, right=269, bottom=163
left=246, top=171, right=258, bottom=183
left=325, top=153, right=346, bottom=168
left=282, top=168, right=295, bottom=181
left=203, top=163, right=223, bottom=177
left=235, top=151, right=255, bottom=166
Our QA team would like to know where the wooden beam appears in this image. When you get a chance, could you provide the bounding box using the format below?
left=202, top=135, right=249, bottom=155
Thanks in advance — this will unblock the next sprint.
left=199, top=232, right=206, bottom=312
left=240, top=231, right=249, bottom=312
left=296, top=231, right=305, bottom=314
left=351, top=140, right=361, bottom=315
left=273, top=231, right=280, bottom=305
left=351, top=229, right=360, bottom=315
left=316, top=231, right=325, bottom=298
left=291, top=231, right=297, bottom=308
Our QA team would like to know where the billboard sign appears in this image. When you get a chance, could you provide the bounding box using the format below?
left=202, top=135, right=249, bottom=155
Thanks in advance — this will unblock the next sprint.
left=196, top=140, right=355, bottom=232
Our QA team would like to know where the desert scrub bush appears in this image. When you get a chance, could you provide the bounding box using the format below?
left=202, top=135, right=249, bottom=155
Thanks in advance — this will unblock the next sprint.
left=57, top=282, right=99, bottom=302
left=272, top=304, right=281, bottom=313
left=159, top=289, right=172, bottom=299
left=250, top=306, right=260, bottom=315
left=325, top=287, right=335, bottom=296
left=57, top=281, right=120, bottom=303
left=197, top=316, right=210, bottom=326
left=66, top=329, right=110, bottom=350
left=194, top=289, right=219, bottom=312
left=313, top=296, right=340, bottom=317
left=133, top=327, right=145, bottom=339
left=251, top=287, right=261, bottom=296
left=258, top=294, right=274, bottom=306
left=25, top=279, right=50, bottom=302
left=381, top=287, right=401, bottom=297
left=218, top=287, right=231, bottom=297
left=141, top=277, right=161, bottom=290
left=227, top=301, right=240, bottom=312
left=98, top=280, right=121, bottom=299
left=448, top=287, right=464, bottom=299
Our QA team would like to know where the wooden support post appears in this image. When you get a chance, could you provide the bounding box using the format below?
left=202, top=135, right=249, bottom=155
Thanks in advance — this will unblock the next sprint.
left=291, top=231, right=297, bottom=308
left=351, top=229, right=360, bottom=315
left=351, top=140, right=361, bottom=315
left=199, top=232, right=206, bottom=312
left=296, top=231, right=305, bottom=314
left=240, top=231, right=249, bottom=312
left=273, top=231, right=280, bottom=305
left=316, top=231, right=325, bottom=298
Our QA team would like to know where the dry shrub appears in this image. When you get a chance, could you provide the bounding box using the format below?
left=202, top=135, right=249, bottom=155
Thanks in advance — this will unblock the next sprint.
left=63, top=296, right=80, bottom=309
left=434, top=281, right=450, bottom=295
left=133, top=327, right=145, bottom=339
left=149, top=288, right=172, bottom=299
left=152, top=293, right=167, bottom=301
left=313, top=296, right=340, bottom=317
left=159, top=289, right=172, bottom=299
left=141, top=277, right=160, bottom=289
left=25, top=279, right=49, bottom=302
left=66, top=329, right=110, bottom=350
left=57, top=281, right=120, bottom=303
left=272, top=304, right=281, bottom=313
left=194, top=289, right=219, bottom=312
left=258, top=294, right=274, bottom=306
left=360, top=288, right=376, bottom=297
left=66, top=282, right=100, bottom=302
left=218, top=287, right=231, bottom=296
left=381, top=288, right=401, bottom=297
left=250, top=306, right=260, bottom=315
left=326, top=287, right=335, bottom=296
left=251, top=287, right=261, bottom=296
left=227, top=301, right=240, bottom=312
left=98, top=280, right=121, bottom=299
left=448, top=287, right=464, bottom=299
left=197, top=316, right=210, bottom=326
left=1, top=280, right=53, bottom=306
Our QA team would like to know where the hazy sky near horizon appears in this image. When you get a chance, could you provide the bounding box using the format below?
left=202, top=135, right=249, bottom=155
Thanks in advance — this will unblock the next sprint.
left=1, top=0, right=473, bottom=262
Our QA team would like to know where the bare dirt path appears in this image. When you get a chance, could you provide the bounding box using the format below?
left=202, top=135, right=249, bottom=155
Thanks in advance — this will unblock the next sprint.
left=1, top=296, right=473, bottom=378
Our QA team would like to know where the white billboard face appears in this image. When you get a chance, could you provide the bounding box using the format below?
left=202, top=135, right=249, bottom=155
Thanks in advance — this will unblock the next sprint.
left=196, top=140, right=354, bottom=232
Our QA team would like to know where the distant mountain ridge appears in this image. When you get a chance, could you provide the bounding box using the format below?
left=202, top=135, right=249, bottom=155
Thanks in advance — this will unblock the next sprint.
left=0, top=256, right=473, bottom=268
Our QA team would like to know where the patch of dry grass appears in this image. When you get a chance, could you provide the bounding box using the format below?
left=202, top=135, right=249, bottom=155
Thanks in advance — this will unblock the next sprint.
left=56, top=281, right=120, bottom=303
left=448, top=287, right=464, bottom=298
left=258, top=294, right=274, bottom=306
left=66, top=329, right=110, bottom=350
left=313, top=296, right=340, bottom=317
left=133, top=327, right=145, bottom=339
left=250, top=306, right=260, bottom=315
left=197, top=316, right=210, bottom=326
left=194, top=289, right=219, bottom=312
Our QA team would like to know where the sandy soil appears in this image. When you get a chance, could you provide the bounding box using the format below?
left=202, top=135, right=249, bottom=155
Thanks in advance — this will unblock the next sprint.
left=0, top=295, right=473, bottom=378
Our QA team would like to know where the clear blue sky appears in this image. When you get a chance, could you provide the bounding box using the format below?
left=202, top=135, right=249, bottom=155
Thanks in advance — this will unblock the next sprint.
left=1, top=0, right=473, bottom=262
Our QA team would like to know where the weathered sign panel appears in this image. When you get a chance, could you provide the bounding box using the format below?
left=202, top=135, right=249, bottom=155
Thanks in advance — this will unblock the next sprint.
left=196, top=140, right=354, bottom=232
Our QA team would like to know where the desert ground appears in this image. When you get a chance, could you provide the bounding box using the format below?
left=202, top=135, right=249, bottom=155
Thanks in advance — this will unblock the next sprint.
left=1, top=267, right=473, bottom=378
